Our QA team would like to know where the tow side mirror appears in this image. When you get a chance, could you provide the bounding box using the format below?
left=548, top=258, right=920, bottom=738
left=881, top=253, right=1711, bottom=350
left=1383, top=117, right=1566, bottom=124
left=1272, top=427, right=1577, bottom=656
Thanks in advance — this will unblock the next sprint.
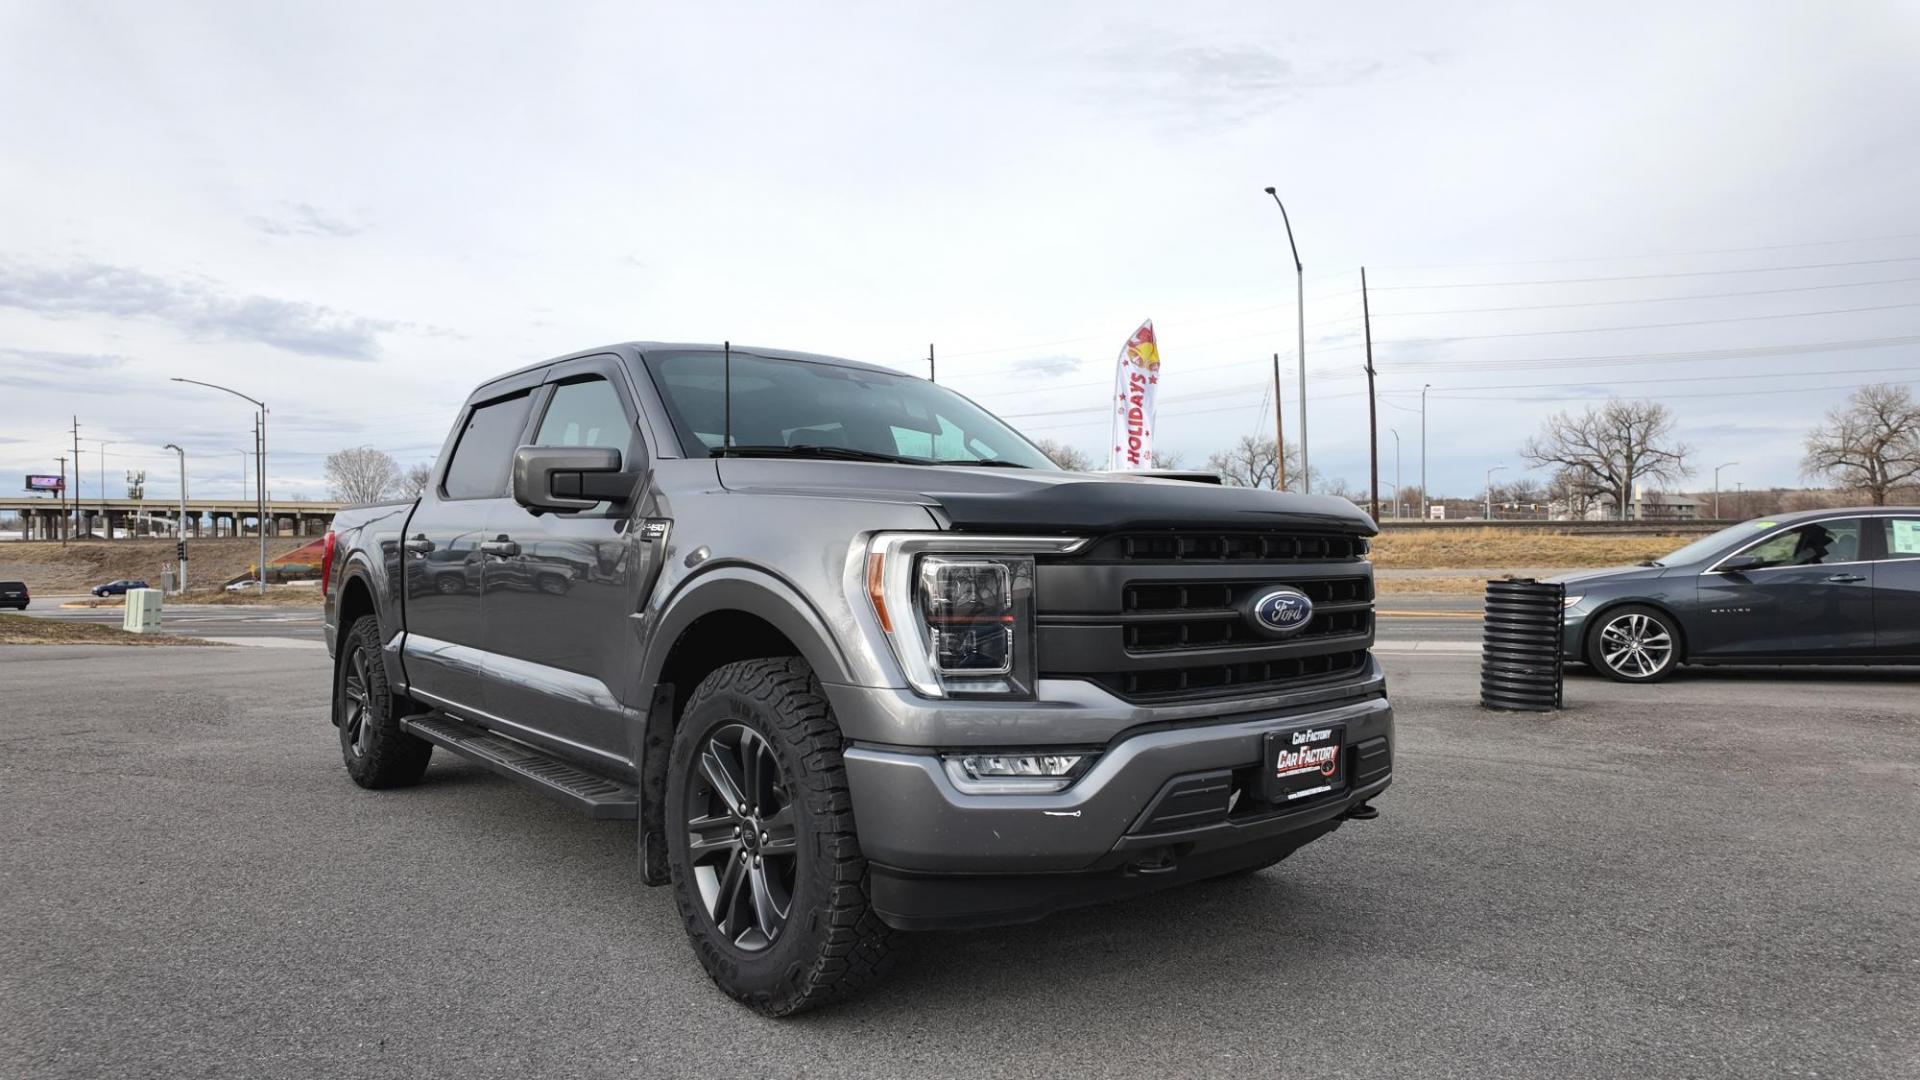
left=512, top=446, right=631, bottom=512
left=1717, top=553, right=1763, bottom=573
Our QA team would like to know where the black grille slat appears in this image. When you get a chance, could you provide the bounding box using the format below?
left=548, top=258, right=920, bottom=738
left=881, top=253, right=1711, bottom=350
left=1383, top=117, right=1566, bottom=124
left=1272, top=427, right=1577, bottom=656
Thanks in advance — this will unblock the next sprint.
left=1038, top=529, right=1374, bottom=703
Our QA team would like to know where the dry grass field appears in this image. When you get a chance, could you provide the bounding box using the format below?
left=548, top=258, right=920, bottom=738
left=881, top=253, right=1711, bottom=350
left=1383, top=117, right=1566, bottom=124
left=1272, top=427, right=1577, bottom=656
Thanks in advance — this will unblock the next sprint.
left=1369, top=528, right=1685, bottom=570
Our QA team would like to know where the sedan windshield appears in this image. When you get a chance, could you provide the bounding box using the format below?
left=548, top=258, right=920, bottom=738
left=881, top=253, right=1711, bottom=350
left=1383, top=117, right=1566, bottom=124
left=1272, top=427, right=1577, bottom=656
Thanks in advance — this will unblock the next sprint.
left=642, top=350, right=1059, bottom=470
left=1654, top=520, right=1779, bottom=567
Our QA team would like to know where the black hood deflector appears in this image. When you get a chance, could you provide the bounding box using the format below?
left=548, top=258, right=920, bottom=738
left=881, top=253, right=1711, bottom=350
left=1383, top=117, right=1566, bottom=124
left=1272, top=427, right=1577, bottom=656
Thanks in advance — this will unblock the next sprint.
left=926, top=480, right=1378, bottom=536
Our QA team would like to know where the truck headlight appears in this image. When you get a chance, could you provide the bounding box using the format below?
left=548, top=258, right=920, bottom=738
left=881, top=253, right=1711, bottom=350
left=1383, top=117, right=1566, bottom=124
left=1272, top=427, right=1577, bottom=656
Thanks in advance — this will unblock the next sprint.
left=864, top=533, right=1085, bottom=699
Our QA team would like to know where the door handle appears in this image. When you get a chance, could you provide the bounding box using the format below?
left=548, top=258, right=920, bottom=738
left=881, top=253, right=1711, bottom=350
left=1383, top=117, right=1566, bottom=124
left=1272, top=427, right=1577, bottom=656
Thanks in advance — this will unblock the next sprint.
left=403, top=536, right=435, bottom=554
left=480, top=537, right=521, bottom=558
left=1826, top=573, right=1866, bottom=583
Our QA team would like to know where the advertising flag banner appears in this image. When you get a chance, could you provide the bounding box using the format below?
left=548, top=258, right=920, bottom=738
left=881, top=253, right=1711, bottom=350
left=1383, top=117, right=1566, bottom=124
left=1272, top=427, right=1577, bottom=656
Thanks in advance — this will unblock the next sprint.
left=1109, top=320, right=1162, bottom=470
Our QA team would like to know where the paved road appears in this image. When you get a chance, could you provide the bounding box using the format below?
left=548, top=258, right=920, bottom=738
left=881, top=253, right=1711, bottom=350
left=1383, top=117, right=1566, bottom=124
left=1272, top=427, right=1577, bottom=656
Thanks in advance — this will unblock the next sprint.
left=3, top=644, right=1914, bottom=1078
left=16, top=594, right=324, bottom=643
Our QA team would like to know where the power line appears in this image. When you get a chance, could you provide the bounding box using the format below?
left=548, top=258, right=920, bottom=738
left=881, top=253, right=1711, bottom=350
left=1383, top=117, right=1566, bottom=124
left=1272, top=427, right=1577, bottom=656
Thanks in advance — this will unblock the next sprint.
left=1368, top=255, right=1920, bottom=290
left=1370, top=231, right=1920, bottom=271
left=1370, top=301, right=1920, bottom=347
left=1372, top=274, right=1920, bottom=317
left=1415, top=363, right=1920, bottom=396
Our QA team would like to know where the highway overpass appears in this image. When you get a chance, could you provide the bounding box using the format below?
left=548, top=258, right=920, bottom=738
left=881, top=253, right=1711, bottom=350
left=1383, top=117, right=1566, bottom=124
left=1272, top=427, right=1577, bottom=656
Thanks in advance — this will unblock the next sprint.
left=0, top=496, right=346, bottom=540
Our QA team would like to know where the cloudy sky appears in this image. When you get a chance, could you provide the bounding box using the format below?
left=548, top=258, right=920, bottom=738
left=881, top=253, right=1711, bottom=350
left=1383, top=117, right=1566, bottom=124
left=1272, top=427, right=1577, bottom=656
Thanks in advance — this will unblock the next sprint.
left=3, top=1, right=1917, bottom=505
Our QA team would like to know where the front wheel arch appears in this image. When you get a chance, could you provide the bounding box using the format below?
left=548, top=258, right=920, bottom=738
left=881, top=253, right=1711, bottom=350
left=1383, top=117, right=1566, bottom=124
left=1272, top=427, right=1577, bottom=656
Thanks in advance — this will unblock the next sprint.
left=1582, top=599, right=1690, bottom=666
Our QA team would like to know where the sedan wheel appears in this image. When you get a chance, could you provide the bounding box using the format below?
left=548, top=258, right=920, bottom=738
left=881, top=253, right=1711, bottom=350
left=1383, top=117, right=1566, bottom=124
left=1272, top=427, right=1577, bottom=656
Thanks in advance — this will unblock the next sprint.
left=1588, top=606, right=1679, bottom=683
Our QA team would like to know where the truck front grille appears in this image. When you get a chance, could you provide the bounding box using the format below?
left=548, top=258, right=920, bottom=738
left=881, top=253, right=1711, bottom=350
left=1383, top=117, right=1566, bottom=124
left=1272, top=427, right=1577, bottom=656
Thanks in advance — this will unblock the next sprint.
left=1036, top=530, right=1375, bottom=703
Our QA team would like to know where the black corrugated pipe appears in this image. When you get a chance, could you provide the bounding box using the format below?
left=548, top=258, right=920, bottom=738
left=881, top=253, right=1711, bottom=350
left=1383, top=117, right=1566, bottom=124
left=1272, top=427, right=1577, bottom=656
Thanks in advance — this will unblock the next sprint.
left=1480, top=578, right=1565, bottom=711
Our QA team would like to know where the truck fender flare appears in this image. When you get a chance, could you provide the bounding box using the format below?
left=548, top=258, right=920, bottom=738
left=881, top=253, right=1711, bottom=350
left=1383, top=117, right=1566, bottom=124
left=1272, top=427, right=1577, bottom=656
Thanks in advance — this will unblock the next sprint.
left=638, top=565, right=853, bottom=693
left=335, top=556, right=406, bottom=689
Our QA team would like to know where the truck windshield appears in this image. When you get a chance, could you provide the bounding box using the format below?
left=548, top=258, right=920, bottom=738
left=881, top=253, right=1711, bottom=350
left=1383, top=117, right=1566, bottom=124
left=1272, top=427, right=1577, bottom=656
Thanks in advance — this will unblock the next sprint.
left=642, top=350, right=1059, bottom=469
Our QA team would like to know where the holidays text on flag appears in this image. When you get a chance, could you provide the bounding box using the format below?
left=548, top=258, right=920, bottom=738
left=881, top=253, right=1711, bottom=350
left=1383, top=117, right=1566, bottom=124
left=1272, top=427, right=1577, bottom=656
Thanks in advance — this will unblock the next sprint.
left=1109, top=319, right=1162, bottom=470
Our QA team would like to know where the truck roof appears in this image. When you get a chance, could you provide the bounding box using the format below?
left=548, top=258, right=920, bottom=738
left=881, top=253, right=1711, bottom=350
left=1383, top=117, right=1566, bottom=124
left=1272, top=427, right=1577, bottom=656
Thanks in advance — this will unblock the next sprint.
left=472, top=341, right=908, bottom=399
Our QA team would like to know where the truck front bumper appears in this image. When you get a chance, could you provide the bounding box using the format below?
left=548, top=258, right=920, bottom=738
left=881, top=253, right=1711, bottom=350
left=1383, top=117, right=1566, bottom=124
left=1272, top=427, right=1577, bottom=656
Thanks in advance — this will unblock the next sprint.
left=841, top=692, right=1392, bottom=931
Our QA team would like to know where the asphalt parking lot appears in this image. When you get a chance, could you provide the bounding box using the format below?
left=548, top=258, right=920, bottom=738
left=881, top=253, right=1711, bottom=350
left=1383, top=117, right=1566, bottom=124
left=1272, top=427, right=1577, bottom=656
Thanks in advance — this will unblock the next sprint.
left=3, top=640, right=1916, bottom=1079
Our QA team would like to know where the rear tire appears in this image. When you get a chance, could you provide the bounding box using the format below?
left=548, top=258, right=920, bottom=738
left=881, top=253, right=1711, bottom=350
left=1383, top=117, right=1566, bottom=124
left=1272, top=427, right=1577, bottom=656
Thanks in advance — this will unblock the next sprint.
left=665, top=657, right=895, bottom=1016
left=1586, top=604, right=1680, bottom=684
left=334, top=617, right=433, bottom=788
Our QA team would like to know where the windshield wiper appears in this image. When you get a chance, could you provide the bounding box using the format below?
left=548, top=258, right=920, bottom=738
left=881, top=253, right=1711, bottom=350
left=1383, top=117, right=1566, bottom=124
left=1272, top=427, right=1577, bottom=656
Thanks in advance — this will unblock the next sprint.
left=1639, top=560, right=1664, bottom=567
left=713, top=444, right=930, bottom=465
left=934, top=458, right=1030, bottom=468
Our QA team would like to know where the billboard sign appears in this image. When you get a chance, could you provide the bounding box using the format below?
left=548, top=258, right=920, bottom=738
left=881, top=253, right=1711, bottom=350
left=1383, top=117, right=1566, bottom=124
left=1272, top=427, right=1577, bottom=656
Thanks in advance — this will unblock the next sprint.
left=25, top=474, right=64, bottom=493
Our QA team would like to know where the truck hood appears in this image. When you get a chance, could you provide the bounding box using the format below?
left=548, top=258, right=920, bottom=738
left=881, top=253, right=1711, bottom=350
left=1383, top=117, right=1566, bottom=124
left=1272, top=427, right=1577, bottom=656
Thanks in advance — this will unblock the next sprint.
left=715, top=459, right=1377, bottom=535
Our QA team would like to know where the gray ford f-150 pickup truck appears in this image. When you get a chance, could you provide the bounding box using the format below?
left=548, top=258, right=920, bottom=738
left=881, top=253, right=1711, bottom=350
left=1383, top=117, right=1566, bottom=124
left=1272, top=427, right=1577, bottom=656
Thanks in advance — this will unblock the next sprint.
left=323, top=342, right=1393, bottom=1015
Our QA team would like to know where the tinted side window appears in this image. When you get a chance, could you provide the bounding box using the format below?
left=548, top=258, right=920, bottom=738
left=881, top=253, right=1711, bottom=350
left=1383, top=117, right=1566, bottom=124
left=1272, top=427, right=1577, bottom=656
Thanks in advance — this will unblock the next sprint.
left=1881, top=518, right=1920, bottom=561
left=442, top=392, right=533, bottom=499
left=1739, top=520, right=1863, bottom=569
left=534, top=378, right=633, bottom=454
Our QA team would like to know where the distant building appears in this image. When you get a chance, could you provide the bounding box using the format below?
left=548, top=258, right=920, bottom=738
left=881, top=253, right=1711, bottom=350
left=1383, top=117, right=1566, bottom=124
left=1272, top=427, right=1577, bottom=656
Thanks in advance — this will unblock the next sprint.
left=1554, top=485, right=1702, bottom=521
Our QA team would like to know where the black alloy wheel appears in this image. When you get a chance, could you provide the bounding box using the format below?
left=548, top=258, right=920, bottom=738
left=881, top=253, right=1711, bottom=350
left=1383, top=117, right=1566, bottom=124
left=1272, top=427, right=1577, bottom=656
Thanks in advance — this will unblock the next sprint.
left=683, top=723, right=799, bottom=952
left=339, top=645, right=378, bottom=760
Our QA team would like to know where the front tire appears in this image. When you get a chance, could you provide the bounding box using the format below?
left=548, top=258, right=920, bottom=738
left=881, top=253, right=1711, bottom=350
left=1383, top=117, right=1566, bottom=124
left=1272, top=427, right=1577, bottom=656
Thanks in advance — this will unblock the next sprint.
left=334, top=617, right=433, bottom=787
left=665, top=657, right=895, bottom=1016
left=1586, top=604, right=1680, bottom=683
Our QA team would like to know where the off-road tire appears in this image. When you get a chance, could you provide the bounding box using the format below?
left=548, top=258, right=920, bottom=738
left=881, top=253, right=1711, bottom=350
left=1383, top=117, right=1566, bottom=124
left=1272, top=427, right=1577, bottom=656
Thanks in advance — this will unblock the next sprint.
left=335, top=617, right=433, bottom=788
left=665, top=657, right=896, bottom=1016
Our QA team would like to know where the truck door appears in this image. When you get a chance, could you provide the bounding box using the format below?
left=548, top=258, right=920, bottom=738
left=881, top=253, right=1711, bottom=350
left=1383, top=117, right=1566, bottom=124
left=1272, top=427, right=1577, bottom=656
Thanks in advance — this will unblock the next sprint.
left=480, top=356, right=657, bottom=764
left=400, top=383, right=538, bottom=715
left=1871, top=515, right=1920, bottom=657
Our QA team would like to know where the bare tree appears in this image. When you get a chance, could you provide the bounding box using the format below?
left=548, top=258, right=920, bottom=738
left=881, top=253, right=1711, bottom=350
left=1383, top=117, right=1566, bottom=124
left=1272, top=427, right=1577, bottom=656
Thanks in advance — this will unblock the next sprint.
left=1030, top=437, right=1095, bottom=471
left=325, top=447, right=401, bottom=504
left=1801, top=384, right=1920, bottom=506
left=400, top=461, right=436, bottom=498
left=1521, top=400, right=1691, bottom=520
left=1150, top=450, right=1184, bottom=469
left=1204, top=436, right=1312, bottom=490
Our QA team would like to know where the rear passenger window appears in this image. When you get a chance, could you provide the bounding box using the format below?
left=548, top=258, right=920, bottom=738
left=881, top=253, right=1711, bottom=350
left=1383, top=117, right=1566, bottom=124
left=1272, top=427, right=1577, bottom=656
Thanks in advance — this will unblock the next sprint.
left=1737, top=520, right=1863, bottom=569
left=1882, top=519, right=1920, bottom=560
left=441, top=392, right=534, bottom=499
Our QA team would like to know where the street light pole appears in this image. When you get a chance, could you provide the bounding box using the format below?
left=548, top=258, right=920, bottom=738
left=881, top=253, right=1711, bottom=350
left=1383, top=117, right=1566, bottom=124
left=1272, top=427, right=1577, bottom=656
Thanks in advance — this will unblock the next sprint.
left=173, top=378, right=267, bottom=595
left=1263, top=187, right=1309, bottom=493
left=163, top=444, right=188, bottom=591
left=1420, top=383, right=1432, bottom=519
left=1713, top=461, right=1739, bottom=520
left=1486, top=465, right=1507, bottom=521
left=1390, top=428, right=1402, bottom=519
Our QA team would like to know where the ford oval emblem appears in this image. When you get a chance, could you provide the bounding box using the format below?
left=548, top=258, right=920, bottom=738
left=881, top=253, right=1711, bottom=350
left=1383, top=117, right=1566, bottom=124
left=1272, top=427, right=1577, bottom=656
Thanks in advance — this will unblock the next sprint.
left=1251, top=587, right=1315, bottom=636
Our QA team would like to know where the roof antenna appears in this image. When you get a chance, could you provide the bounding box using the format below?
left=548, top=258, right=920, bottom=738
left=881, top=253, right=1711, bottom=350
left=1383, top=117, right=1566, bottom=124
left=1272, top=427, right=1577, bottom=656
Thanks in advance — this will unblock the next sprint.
left=722, top=340, right=732, bottom=453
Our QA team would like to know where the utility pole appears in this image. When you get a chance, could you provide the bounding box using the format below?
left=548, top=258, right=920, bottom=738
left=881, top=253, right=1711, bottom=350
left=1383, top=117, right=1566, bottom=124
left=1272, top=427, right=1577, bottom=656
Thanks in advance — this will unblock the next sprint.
left=1262, top=187, right=1309, bottom=493
left=928, top=343, right=935, bottom=382
left=1362, top=266, right=1379, bottom=522
left=1271, top=352, right=1287, bottom=491
left=1486, top=465, right=1507, bottom=521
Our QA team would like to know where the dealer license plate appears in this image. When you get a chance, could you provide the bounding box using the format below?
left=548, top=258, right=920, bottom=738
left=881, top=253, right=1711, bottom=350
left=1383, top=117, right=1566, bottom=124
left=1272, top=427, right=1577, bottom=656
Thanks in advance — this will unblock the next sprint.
left=1260, top=723, right=1347, bottom=804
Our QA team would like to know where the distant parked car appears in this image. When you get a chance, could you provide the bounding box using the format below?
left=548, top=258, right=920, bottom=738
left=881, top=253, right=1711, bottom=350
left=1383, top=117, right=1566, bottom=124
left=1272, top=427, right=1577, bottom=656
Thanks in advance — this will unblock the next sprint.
left=1556, top=507, right=1920, bottom=682
left=90, top=579, right=149, bottom=597
left=0, top=581, right=28, bottom=609
left=225, top=579, right=263, bottom=592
